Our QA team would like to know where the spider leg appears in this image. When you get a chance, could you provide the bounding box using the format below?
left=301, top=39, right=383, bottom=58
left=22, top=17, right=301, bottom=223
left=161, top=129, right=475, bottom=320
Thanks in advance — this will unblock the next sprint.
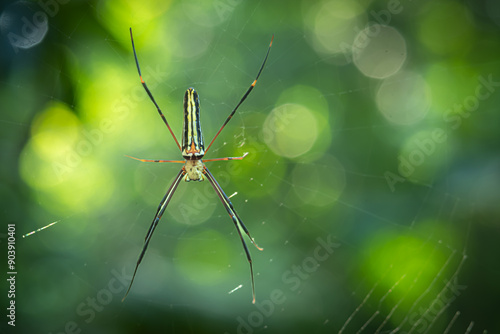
left=205, top=35, right=274, bottom=153
left=122, top=168, right=185, bottom=301
left=125, top=155, right=185, bottom=163
left=203, top=166, right=263, bottom=304
left=129, top=27, right=182, bottom=151
left=202, top=152, right=249, bottom=162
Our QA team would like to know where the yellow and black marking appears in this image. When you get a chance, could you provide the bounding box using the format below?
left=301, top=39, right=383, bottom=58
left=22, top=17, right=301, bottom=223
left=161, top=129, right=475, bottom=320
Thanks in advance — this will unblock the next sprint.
left=125, top=28, right=273, bottom=304
left=182, top=88, right=205, bottom=159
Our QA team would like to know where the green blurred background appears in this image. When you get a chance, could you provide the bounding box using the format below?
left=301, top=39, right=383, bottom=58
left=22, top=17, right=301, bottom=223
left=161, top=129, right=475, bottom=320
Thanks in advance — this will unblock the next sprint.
left=1, top=0, right=500, bottom=333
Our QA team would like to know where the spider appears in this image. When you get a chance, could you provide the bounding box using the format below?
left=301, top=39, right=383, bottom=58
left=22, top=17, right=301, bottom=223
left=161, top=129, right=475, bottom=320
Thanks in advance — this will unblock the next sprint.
left=122, top=28, right=273, bottom=304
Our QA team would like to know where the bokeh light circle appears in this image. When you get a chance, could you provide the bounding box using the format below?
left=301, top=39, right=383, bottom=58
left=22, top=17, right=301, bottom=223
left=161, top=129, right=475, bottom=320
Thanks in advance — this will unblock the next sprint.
left=169, top=181, right=218, bottom=226
left=353, top=25, right=406, bottom=79
left=376, top=71, right=431, bottom=125
left=19, top=101, right=116, bottom=215
left=418, top=1, right=475, bottom=55
left=0, top=1, right=48, bottom=51
left=30, top=101, right=80, bottom=160
left=304, top=0, right=366, bottom=63
left=263, top=103, right=318, bottom=158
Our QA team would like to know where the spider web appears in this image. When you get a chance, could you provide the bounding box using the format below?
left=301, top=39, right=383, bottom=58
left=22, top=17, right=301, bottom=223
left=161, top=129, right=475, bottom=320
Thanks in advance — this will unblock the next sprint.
left=336, top=191, right=473, bottom=334
left=2, top=1, right=499, bottom=334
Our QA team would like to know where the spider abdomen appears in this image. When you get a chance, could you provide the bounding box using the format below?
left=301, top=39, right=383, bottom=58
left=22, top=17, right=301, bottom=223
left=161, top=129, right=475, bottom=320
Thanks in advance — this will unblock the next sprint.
left=182, top=88, right=205, bottom=159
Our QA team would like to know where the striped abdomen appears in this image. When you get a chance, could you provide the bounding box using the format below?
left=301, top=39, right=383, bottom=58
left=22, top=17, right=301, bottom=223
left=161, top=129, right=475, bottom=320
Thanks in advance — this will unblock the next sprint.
left=182, top=88, right=205, bottom=159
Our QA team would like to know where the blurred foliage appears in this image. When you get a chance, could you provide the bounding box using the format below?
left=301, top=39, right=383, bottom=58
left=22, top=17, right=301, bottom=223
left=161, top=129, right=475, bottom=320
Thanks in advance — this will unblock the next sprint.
left=1, top=0, right=500, bottom=333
